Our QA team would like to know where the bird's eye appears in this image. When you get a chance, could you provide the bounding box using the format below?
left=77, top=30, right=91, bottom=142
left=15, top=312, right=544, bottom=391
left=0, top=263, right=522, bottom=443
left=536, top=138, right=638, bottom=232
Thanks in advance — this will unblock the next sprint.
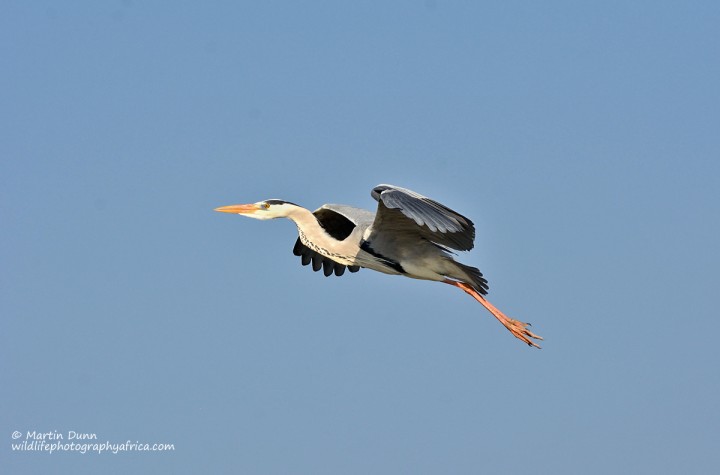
left=260, top=202, right=270, bottom=209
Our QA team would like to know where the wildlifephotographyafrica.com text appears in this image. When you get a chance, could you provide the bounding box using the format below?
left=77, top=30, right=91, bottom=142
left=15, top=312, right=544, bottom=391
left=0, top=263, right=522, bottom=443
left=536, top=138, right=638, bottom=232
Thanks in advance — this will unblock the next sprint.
left=11, top=430, right=175, bottom=455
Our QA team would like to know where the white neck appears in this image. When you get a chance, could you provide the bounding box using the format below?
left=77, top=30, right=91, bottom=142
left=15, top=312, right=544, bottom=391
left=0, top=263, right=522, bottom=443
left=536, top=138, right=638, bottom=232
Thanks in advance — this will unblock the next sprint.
left=284, top=206, right=325, bottom=244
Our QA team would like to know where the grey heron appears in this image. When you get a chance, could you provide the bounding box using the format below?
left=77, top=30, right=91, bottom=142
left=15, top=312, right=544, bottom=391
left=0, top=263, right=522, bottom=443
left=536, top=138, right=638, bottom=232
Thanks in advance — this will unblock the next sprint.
left=215, top=184, right=543, bottom=348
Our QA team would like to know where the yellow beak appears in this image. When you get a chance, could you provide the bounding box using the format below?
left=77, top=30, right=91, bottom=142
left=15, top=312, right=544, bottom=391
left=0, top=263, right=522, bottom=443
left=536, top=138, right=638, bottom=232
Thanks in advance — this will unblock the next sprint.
left=214, top=204, right=260, bottom=214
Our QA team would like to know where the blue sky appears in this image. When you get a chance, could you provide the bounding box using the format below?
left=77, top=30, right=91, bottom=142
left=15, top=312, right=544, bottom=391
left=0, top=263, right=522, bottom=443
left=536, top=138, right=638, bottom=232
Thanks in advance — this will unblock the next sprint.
left=2, top=1, right=719, bottom=473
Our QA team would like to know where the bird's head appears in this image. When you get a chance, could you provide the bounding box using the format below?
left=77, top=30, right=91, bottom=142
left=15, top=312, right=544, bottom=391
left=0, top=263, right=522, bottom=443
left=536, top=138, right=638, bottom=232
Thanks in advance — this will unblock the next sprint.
left=214, top=199, right=299, bottom=220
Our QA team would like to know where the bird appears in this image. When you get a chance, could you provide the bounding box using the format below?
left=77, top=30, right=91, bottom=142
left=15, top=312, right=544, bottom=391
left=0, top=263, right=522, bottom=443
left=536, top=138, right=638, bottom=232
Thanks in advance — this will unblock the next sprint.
left=215, top=184, right=543, bottom=348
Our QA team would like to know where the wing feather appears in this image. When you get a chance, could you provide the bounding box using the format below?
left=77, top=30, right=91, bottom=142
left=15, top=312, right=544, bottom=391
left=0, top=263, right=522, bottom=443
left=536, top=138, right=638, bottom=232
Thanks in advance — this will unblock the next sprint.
left=291, top=237, right=359, bottom=278
left=369, top=184, right=475, bottom=251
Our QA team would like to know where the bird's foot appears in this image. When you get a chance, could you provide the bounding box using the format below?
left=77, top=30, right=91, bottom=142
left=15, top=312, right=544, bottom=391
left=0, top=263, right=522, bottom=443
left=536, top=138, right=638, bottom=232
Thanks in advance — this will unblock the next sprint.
left=499, top=316, right=543, bottom=349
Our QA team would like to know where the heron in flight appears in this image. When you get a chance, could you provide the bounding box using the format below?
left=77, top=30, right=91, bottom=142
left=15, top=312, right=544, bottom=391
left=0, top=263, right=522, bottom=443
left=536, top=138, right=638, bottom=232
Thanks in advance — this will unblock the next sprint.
left=215, top=184, right=542, bottom=348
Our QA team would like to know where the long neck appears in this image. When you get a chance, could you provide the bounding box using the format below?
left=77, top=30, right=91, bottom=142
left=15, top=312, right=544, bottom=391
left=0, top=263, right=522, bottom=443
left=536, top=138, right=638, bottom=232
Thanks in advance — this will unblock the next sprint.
left=284, top=205, right=337, bottom=253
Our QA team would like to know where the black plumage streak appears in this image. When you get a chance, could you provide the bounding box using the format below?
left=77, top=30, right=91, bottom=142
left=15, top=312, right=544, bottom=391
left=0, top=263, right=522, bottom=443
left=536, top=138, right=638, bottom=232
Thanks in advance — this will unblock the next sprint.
left=265, top=199, right=300, bottom=207
left=360, top=241, right=405, bottom=274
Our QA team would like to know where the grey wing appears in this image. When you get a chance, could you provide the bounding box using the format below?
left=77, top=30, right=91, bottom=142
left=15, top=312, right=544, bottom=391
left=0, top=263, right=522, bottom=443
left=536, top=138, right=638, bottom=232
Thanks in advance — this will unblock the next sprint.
left=369, top=184, right=475, bottom=251
left=314, top=204, right=375, bottom=239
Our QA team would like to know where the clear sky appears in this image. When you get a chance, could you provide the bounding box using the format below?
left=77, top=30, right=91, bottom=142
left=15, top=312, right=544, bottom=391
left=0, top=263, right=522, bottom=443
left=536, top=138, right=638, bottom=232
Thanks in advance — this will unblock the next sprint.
left=2, top=1, right=719, bottom=474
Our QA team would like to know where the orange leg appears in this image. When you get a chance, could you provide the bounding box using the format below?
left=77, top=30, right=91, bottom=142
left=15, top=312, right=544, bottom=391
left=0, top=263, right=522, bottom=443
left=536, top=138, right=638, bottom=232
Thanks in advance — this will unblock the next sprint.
left=444, top=279, right=543, bottom=348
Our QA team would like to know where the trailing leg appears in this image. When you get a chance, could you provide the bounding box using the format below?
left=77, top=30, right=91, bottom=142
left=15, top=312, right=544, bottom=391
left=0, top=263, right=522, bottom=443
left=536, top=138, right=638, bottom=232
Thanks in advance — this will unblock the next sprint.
left=444, top=279, right=543, bottom=348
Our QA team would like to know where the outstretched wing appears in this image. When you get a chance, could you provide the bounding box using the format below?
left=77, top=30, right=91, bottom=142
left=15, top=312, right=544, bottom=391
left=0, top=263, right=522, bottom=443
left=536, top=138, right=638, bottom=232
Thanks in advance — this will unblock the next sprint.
left=368, top=184, right=475, bottom=251
left=291, top=205, right=364, bottom=277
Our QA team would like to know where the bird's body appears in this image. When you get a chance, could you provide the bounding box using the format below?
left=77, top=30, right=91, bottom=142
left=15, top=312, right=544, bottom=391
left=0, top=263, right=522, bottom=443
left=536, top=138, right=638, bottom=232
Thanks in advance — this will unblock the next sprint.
left=216, top=184, right=542, bottom=348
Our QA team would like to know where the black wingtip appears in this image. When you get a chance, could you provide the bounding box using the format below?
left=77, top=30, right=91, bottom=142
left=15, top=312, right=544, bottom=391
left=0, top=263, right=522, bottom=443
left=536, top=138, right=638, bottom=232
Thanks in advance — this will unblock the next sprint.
left=311, top=253, right=323, bottom=272
left=322, top=260, right=334, bottom=276
left=292, top=238, right=303, bottom=256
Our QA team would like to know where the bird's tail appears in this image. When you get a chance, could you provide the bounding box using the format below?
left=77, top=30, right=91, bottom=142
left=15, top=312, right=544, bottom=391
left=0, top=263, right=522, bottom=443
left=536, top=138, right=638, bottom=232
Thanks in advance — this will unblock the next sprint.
left=450, top=261, right=489, bottom=296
